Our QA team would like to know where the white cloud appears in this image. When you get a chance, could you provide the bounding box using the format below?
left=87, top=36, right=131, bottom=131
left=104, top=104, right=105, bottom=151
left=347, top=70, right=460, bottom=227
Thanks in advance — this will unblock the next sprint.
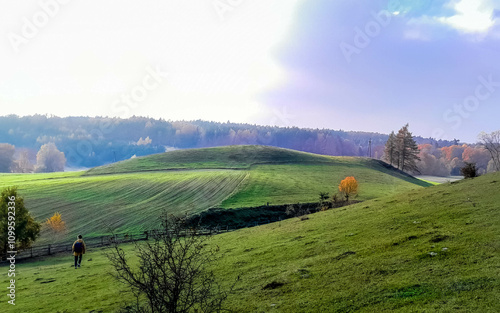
left=438, top=0, right=497, bottom=33
left=0, top=0, right=303, bottom=124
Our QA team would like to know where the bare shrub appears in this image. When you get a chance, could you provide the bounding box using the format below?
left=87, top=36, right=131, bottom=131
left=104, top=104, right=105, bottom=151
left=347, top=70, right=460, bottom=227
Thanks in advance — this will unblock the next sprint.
left=107, top=215, right=237, bottom=313
left=461, top=162, right=478, bottom=179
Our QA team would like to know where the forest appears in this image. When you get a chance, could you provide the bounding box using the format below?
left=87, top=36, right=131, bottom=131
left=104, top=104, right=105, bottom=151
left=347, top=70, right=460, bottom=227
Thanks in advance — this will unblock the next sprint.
left=0, top=115, right=494, bottom=175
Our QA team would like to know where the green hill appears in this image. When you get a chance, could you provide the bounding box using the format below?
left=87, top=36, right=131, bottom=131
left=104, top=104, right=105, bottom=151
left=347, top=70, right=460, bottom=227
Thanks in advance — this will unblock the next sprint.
left=84, top=145, right=352, bottom=175
left=213, top=172, right=500, bottom=312
left=1, top=172, right=498, bottom=312
left=0, top=146, right=430, bottom=244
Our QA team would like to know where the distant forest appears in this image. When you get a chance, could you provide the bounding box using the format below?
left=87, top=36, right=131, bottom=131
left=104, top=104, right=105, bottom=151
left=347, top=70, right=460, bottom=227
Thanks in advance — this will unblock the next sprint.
left=0, top=115, right=458, bottom=170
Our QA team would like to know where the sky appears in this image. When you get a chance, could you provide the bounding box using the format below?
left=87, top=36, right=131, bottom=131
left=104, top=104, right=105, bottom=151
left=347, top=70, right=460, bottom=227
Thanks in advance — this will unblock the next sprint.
left=0, top=0, right=499, bottom=143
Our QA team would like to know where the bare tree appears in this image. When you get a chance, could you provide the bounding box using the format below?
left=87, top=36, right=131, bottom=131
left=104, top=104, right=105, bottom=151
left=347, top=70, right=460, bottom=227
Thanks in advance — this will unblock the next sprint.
left=35, top=143, right=66, bottom=172
left=107, top=215, right=236, bottom=313
left=12, top=149, right=35, bottom=173
left=479, top=131, right=500, bottom=172
left=0, top=143, right=15, bottom=172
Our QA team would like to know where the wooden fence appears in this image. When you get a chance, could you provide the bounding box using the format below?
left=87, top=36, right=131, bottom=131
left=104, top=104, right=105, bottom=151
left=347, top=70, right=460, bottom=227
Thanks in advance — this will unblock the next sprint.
left=2, top=216, right=284, bottom=262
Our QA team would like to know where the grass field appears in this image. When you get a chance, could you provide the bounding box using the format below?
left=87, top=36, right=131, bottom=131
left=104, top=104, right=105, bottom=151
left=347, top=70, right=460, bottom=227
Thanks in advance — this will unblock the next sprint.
left=0, top=146, right=431, bottom=245
left=0, top=170, right=248, bottom=244
left=83, top=145, right=340, bottom=175
left=1, top=171, right=498, bottom=312
left=220, top=163, right=429, bottom=208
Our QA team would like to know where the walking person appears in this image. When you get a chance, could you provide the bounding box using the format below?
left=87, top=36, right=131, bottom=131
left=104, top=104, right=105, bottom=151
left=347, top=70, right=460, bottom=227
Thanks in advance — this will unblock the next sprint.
left=72, top=235, right=86, bottom=269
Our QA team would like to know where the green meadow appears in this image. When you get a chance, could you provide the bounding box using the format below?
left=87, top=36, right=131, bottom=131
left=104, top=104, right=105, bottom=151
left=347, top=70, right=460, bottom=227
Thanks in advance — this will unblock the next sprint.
left=0, top=146, right=430, bottom=244
left=1, top=171, right=498, bottom=312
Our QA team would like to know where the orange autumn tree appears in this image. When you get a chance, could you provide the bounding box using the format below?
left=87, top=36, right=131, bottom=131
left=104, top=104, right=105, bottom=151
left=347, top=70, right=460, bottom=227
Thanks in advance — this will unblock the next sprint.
left=46, top=212, right=66, bottom=233
left=338, top=176, right=358, bottom=202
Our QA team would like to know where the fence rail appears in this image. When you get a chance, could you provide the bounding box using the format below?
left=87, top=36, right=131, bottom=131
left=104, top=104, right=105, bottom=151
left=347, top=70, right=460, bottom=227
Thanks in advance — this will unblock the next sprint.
left=1, top=216, right=284, bottom=262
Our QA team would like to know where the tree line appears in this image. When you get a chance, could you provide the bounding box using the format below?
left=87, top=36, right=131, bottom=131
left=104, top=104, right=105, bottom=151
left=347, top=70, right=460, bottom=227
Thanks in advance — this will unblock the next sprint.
left=0, top=142, right=66, bottom=173
left=383, top=125, right=500, bottom=176
left=0, top=115, right=457, bottom=171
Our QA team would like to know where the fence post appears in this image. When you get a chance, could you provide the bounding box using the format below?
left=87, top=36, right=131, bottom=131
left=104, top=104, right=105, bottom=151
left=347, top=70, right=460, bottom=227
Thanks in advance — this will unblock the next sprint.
left=30, top=247, right=33, bottom=258
left=48, top=244, right=51, bottom=255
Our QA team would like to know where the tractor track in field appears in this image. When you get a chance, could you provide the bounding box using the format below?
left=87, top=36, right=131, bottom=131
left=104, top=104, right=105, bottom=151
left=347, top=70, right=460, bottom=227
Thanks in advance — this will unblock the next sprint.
left=82, top=161, right=339, bottom=177
left=20, top=170, right=251, bottom=245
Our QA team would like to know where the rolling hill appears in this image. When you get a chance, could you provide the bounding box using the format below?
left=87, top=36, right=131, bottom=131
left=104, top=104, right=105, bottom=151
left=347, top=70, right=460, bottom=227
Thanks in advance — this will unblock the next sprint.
left=212, top=172, right=500, bottom=312
left=0, top=145, right=431, bottom=244
left=1, top=170, right=498, bottom=312
left=84, top=145, right=335, bottom=174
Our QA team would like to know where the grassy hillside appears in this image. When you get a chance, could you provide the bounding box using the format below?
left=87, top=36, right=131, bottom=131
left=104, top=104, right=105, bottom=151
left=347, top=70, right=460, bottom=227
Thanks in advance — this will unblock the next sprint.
left=0, top=170, right=247, bottom=244
left=214, top=172, right=500, bottom=312
left=84, top=145, right=431, bottom=207
left=219, top=160, right=431, bottom=208
left=1, top=172, right=498, bottom=312
left=84, top=145, right=336, bottom=175
left=0, top=146, right=430, bottom=244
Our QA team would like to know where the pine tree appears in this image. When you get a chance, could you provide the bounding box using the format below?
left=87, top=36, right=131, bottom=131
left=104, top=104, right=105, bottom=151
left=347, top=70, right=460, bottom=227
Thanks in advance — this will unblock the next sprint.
left=383, top=131, right=397, bottom=166
left=396, top=124, right=420, bottom=173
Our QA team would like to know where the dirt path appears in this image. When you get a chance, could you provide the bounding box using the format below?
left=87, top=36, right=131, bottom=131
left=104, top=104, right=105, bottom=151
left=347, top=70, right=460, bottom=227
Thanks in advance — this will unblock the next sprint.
left=415, top=175, right=463, bottom=184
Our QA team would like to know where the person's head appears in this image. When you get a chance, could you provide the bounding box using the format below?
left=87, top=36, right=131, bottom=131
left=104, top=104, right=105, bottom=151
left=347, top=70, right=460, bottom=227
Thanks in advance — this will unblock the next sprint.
left=78, top=235, right=83, bottom=239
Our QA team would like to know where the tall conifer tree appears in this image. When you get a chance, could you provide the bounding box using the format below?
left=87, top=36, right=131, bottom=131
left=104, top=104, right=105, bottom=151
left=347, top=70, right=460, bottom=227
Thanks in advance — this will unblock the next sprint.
left=384, top=124, right=420, bottom=173
left=383, top=131, right=397, bottom=166
left=396, top=124, right=420, bottom=173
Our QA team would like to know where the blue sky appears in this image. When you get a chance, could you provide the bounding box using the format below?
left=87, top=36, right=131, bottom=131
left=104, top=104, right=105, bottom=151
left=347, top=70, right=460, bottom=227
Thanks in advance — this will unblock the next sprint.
left=1, top=0, right=499, bottom=142
left=266, top=0, right=500, bottom=142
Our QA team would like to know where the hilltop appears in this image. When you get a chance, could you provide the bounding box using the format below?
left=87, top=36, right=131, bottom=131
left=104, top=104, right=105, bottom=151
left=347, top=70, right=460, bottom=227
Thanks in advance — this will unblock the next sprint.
left=0, top=115, right=457, bottom=169
left=85, top=145, right=350, bottom=175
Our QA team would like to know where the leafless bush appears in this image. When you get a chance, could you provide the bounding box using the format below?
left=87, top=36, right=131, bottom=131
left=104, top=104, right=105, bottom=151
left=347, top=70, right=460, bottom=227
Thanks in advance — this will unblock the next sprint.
left=461, top=162, right=478, bottom=178
left=106, top=214, right=236, bottom=313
